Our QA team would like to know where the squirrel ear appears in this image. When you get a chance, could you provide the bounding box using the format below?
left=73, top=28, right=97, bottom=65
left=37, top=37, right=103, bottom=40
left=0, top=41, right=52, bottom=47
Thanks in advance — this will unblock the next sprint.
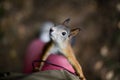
left=62, top=18, right=70, bottom=26
left=69, top=28, right=80, bottom=38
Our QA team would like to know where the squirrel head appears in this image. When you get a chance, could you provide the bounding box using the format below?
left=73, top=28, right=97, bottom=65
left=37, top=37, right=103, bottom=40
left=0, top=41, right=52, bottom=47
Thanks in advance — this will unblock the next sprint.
left=49, top=18, right=80, bottom=44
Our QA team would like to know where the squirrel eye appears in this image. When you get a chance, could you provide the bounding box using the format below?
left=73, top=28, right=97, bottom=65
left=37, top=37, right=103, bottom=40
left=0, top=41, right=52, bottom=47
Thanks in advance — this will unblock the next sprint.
left=62, top=32, right=66, bottom=36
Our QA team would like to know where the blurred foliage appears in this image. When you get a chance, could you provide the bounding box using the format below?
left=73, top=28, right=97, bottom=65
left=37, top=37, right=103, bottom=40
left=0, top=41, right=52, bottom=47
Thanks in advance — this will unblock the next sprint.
left=0, top=0, right=120, bottom=80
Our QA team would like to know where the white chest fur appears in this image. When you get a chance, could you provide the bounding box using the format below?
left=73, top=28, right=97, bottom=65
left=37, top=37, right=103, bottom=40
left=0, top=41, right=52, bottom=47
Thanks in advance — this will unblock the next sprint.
left=49, top=44, right=62, bottom=54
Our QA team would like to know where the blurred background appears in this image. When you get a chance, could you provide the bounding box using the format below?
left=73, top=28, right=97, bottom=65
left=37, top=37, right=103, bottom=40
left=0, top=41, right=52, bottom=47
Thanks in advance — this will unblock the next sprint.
left=0, top=0, right=120, bottom=80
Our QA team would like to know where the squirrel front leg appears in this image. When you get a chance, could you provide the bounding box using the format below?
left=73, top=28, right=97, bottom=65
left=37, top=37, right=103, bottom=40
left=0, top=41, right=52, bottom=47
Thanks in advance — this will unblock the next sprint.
left=39, top=41, right=54, bottom=70
left=62, top=47, right=86, bottom=80
left=68, top=54, right=86, bottom=80
left=39, top=51, right=50, bottom=70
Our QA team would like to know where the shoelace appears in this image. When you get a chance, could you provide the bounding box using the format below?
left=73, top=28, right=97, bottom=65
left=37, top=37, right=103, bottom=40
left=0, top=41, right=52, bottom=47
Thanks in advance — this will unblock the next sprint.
left=32, top=60, right=76, bottom=75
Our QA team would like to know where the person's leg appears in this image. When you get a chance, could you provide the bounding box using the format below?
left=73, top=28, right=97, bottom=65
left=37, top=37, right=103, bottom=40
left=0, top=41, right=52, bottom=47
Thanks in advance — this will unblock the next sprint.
left=23, top=39, right=45, bottom=73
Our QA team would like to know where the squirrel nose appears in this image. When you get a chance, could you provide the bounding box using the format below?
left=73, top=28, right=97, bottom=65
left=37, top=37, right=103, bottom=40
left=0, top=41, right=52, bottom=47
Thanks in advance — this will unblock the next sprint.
left=50, top=28, right=54, bottom=33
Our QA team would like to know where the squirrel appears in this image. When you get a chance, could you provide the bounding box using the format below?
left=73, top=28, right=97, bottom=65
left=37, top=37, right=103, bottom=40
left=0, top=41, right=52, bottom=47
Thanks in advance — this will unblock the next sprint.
left=36, top=19, right=86, bottom=80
